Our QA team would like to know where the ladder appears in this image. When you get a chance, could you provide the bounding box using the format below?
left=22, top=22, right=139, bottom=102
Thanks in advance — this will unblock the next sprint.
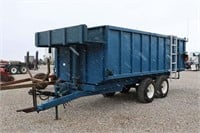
left=170, top=35, right=179, bottom=79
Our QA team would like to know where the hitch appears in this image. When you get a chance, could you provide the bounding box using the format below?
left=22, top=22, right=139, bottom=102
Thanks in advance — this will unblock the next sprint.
left=0, top=58, right=56, bottom=113
left=16, top=107, right=37, bottom=113
left=0, top=58, right=68, bottom=120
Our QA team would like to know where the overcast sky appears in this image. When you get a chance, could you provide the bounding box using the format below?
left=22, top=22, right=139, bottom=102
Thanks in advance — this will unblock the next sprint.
left=0, top=0, right=200, bottom=61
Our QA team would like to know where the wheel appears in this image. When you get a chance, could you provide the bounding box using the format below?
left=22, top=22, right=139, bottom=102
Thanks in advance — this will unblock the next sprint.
left=20, top=66, right=27, bottom=74
left=9, top=66, right=18, bottom=74
left=33, top=73, right=48, bottom=89
left=155, top=76, right=169, bottom=98
left=120, top=87, right=130, bottom=93
left=103, top=92, right=115, bottom=97
left=137, top=78, right=155, bottom=103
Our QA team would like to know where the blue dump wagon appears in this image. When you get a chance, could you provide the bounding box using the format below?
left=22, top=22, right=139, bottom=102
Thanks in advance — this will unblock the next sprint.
left=17, top=24, right=187, bottom=119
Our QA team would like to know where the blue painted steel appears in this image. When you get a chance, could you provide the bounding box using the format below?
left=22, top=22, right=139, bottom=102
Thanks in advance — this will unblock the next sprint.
left=35, top=24, right=187, bottom=111
left=35, top=25, right=88, bottom=47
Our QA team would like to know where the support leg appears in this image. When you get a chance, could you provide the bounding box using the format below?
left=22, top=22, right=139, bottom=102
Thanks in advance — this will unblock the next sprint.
left=55, top=106, right=60, bottom=120
left=32, top=86, right=37, bottom=108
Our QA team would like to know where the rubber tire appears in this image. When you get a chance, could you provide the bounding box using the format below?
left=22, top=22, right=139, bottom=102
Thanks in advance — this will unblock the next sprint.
left=33, top=73, right=48, bottom=90
left=103, top=92, right=115, bottom=97
left=20, top=66, right=27, bottom=74
left=120, top=87, right=130, bottom=93
left=137, top=78, right=155, bottom=103
left=9, top=66, right=18, bottom=74
left=155, top=76, right=169, bottom=98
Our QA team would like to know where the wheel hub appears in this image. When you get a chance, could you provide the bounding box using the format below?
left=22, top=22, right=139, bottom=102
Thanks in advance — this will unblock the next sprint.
left=11, top=68, right=17, bottom=73
left=147, top=84, right=154, bottom=98
left=21, top=67, right=27, bottom=73
left=161, top=81, right=168, bottom=94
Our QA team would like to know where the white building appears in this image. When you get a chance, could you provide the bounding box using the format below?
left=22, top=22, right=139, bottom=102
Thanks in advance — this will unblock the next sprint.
left=44, top=48, right=55, bottom=64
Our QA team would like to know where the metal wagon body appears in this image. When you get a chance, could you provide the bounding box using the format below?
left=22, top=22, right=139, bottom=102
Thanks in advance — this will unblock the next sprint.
left=8, top=24, right=187, bottom=118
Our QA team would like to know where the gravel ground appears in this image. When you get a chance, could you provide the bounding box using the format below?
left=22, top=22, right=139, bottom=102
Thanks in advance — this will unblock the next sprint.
left=0, top=68, right=199, bottom=133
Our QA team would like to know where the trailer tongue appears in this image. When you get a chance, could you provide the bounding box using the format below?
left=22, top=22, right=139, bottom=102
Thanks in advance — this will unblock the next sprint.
left=0, top=59, right=55, bottom=113
left=0, top=24, right=187, bottom=120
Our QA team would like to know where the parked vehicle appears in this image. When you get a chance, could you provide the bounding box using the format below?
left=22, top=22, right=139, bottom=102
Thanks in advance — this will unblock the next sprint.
left=0, top=60, right=27, bottom=74
left=0, top=51, right=39, bottom=75
left=0, top=61, right=27, bottom=74
left=1, top=24, right=187, bottom=119
left=186, top=52, right=200, bottom=71
left=0, top=68, right=14, bottom=82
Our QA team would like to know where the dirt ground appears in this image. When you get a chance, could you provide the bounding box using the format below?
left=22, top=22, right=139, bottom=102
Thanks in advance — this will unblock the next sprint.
left=0, top=67, right=199, bottom=133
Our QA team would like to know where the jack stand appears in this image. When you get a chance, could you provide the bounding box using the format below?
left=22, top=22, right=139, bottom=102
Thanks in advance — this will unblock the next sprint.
left=63, top=104, right=66, bottom=109
left=55, top=106, right=60, bottom=120
left=32, top=86, right=37, bottom=108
